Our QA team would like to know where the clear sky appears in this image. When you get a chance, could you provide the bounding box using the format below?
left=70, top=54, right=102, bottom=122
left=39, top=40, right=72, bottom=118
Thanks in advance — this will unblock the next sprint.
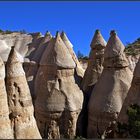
left=0, top=1, right=140, bottom=56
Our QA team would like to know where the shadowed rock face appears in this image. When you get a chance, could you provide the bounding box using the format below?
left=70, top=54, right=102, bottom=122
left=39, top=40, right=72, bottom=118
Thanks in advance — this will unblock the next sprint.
left=87, top=31, right=133, bottom=138
left=26, top=31, right=52, bottom=100
left=34, top=32, right=83, bottom=139
left=81, top=29, right=106, bottom=92
left=61, top=31, right=84, bottom=85
left=5, top=47, right=41, bottom=139
left=118, top=58, right=140, bottom=124
left=0, top=57, right=13, bottom=139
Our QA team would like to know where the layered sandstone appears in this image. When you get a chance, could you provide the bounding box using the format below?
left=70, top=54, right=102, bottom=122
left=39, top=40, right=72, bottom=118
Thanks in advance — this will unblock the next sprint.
left=87, top=31, right=133, bottom=138
left=35, top=32, right=83, bottom=139
left=5, top=46, right=41, bottom=139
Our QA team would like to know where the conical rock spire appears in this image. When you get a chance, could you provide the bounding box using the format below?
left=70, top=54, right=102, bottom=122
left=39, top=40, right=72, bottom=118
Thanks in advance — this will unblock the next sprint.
left=103, top=30, right=129, bottom=68
left=0, top=57, right=13, bottom=139
left=40, top=31, right=76, bottom=68
left=6, top=47, right=41, bottom=139
left=60, top=31, right=84, bottom=81
left=87, top=31, right=133, bottom=138
left=82, top=30, right=106, bottom=92
left=90, top=29, right=106, bottom=49
left=35, top=31, right=83, bottom=139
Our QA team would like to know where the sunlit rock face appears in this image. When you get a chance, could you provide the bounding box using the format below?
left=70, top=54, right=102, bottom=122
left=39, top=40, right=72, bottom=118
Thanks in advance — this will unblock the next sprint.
left=60, top=31, right=84, bottom=86
left=0, top=57, right=13, bottom=139
left=87, top=31, right=133, bottom=138
left=26, top=31, right=52, bottom=100
left=5, top=47, right=41, bottom=139
left=34, top=32, right=83, bottom=139
left=118, top=58, right=140, bottom=125
left=0, top=32, right=32, bottom=61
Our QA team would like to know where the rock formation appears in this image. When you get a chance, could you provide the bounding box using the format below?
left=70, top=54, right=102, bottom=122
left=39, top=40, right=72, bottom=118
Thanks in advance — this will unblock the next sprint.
left=5, top=46, right=41, bottom=139
left=126, top=54, right=139, bottom=72
left=0, top=57, right=13, bottom=139
left=81, top=29, right=106, bottom=93
left=0, top=32, right=32, bottom=60
left=118, top=57, right=140, bottom=124
left=87, top=30, right=133, bottom=138
left=34, top=32, right=83, bottom=139
left=26, top=31, right=52, bottom=100
left=60, top=31, right=84, bottom=85
left=77, top=30, right=106, bottom=137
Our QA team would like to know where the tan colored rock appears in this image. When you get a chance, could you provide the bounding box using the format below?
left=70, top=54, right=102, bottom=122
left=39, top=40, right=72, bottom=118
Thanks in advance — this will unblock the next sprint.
left=26, top=31, right=52, bottom=100
left=0, top=57, right=13, bottom=139
left=61, top=31, right=84, bottom=83
left=126, top=54, right=139, bottom=72
left=0, top=39, right=24, bottom=63
left=35, top=32, right=83, bottom=139
left=87, top=30, right=133, bottom=138
left=5, top=46, right=41, bottom=139
left=118, top=57, right=140, bottom=124
left=0, top=32, right=32, bottom=59
left=81, top=29, right=106, bottom=93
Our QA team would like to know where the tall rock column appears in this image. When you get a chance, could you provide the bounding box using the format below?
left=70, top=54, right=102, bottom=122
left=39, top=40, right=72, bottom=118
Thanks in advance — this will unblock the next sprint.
left=34, top=32, right=83, bottom=139
left=78, top=30, right=106, bottom=137
left=5, top=46, right=41, bottom=139
left=0, top=57, right=13, bottom=139
left=81, top=29, right=106, bottom=93
left=87, top=30, right=133, bottom=138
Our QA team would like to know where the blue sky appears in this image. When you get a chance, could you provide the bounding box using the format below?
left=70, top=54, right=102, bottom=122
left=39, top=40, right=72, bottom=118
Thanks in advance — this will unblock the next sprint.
left=0, top=1, right=140, bottom=56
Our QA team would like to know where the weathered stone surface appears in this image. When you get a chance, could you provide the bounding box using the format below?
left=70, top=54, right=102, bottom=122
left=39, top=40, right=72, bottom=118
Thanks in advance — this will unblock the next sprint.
left=0, top=39, right=24, bottom=62
left=78, top=30, right=106, bottom=137
left=61, top=31, right=84, bottom=83
left=81, top=29, right=106, bottom=92
left=26, top=31, right=52, bottom=100
left=118, top=57, right=140, bottom=124
left=0, top=57, right=13, bottom=139
left=87, top=31, right=133, bottom=138
left=0, top=32, right=32, bottom=60
left=35, top=32, right=83, bottom=139
left=5, top=46, right=41, bottom=139
left=126, top=54, right=139, bottom=72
